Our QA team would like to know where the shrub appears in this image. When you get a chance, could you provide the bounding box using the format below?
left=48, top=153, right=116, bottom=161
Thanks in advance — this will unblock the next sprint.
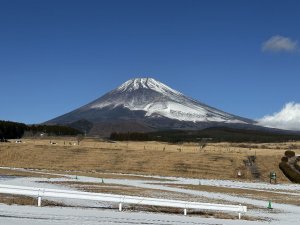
left=295, top=157, right=300, bottom=172
left=279, top=162, right=300, bottom=183
left=281, top=156, right=288, bottom=162
left=285, top=150, right=296, bottom=158
left=248, top=155, right=256, bottom=162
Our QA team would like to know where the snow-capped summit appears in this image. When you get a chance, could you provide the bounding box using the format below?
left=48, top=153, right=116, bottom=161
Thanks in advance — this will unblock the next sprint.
left=47, top=77, right=254, bottom=134
left=116, top=78, right=182, bottom=96
left=86, top=77, right=248, bottom=123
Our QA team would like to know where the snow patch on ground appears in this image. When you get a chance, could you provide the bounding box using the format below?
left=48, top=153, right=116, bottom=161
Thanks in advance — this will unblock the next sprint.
left=0, top=167, right=300, bottom=225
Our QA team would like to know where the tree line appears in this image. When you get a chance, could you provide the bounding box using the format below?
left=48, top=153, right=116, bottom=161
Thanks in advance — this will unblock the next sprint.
left=0, top=120, right=82, bottom=139
left=110, top=127, right=300, bottom=143
left=110, top=132, right=149, bottom=141
left=29, top=124, right=82, bottom=136
left=0, top=120, right=28, bottom=139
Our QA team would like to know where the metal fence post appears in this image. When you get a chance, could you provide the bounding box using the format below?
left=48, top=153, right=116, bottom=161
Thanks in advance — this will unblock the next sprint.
left=38, top=196, right=42, bottom=207
left=238, top=204, right=242, bottom=219
left=184, top=208, right=187, bottom=216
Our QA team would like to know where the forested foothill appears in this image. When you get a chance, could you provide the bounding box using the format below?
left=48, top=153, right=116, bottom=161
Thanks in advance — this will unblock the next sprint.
left=0, top=120, right=82, bottom=140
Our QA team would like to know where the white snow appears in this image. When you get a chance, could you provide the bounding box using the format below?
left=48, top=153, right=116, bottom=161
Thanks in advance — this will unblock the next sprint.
left=1, top=167, right=300, bottom=225
left=116, top=78, right=183, bottom=96
left=0, top=204, right=256, bottom=225
left=89, top=78, right=248, bottom=123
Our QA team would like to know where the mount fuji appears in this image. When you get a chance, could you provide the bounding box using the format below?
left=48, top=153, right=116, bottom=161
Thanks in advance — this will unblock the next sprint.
left=46, top=78, right=255, bottom=135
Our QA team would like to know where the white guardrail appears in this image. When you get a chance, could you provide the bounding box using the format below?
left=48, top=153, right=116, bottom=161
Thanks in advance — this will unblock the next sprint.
left=0, top=184, right=247, bottom=219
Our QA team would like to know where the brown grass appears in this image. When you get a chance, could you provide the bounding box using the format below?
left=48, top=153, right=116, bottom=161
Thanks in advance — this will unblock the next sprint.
left=0, top=168, right=62, bottom=178
left=1, top=138, right=299, bottom=183
left=124, top=205, right=257, bottom=221
left=0, top=193, right=65, bottom=207
left=52, top=170, right=171, bottom=181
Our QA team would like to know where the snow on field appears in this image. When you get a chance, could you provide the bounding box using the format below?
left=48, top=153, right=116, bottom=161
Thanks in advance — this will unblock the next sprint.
left=0, top=167, right=300, bottom=225
left=0, top=204, right=260, bottom=225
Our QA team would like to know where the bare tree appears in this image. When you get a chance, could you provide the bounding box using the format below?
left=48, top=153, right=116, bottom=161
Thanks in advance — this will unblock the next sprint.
left=199, top=140, right=207, bottom=150
left=76, top=134, right=84, bottom=145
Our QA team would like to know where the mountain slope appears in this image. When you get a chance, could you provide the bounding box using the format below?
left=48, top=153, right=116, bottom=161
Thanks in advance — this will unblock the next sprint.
left=46, top=78, right=254, bottom=134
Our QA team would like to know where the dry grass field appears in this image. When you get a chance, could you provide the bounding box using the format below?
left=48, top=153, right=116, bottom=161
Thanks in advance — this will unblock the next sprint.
left=0, top=138, right=299, bottom=183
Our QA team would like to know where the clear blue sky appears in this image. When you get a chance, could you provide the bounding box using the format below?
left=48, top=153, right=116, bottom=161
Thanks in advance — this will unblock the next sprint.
left=1, top=0, right=300, bottom=124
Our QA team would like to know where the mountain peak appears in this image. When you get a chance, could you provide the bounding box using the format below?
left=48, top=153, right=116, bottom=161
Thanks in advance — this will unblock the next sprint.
left=47, top=77, right=254, bottom=129
left=117, top=77, right=154, bottom=91
left=116, top=77, right=183, bottom=96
